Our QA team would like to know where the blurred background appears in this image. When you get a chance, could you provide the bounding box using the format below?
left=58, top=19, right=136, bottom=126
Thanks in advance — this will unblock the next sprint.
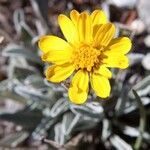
left=0, top=0, right=150, bottom=149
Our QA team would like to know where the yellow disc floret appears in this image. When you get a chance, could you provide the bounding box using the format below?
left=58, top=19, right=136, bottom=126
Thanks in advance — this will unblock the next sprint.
left=72, top=43, right=100, bottom=71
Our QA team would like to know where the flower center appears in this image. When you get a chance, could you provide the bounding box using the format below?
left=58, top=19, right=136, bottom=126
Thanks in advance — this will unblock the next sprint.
left=72, top=44, right=100, bottom=71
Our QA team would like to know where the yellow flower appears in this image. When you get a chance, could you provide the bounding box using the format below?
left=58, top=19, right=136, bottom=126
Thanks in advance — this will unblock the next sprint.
left=38, top=10, right=132, bottom=104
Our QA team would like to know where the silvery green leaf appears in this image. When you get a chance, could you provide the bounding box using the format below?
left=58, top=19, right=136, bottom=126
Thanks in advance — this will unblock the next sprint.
left=70, top=102, right=104, bottom=119
left=20, top=22, right=35, bottom=46
left=2, top=44, right=42, bottom=65
left=24, top=75, right=59, bottom=104
left=123, top=126, right=141, bottom=137
left=13, top=9, right=25, bottom=34
left=129, top=75, right=150, bottom=98
left=122, top=125, right=150, bottom=143
left=14, top=84, right=46, bottom=101
left=30, top=0, right=49, bottom=34
left=2, top=77, right=61, bottom=109
left=62, top=112, right=80, bottom=135
left=0, top=79, right=28, bottom=104
left=135, top=86, right=150, bottom=97
left=31, top=100, right=69, bottom=141
left=33, top=0, right=48, bottom=23
left=123, top=97, right=149, bottom=114
left=20, top=22, right=35, bottom=38
left=73, top=117, right=99, bottom=131
left=0, top=131, right=29, bottom=147
left=34, top=20, right=47, bottom=36
left=0, top=99, right=24, bottom=114
left=7, top=57, right=38, bottom=79
left=13, top=9, right=35, bottom=46
left=11, top=78, right=49, bottom=103
left=110, top=135, right=132, bottom=150
left=54, top=123, right=65, bottom=145
left=11, top=66, right=39, bottom=80
left=12, top=86, right=53, bottom=110
left=24, top=75, right=46, bottom=89
left=0, top=109, right=42, bottom=129
left=128, top=53, right=144, bottom=66
left=102, top=119, right=111, bottom=141
left=54, top=113, right=80, bottom=145
left=50, top=98, right=69, bottom=117
left=31, top=116, right=60, bottom=141
left=8, top=57, right=28, bottom=70
left=115, top=85, right=130, bottom=116
left=132, top=75, right=150, bottom=90
left=0, top=79, right=11, bottom=92
left=4, top=92, right=30, bottom=104
left=44, top=79, right=65, bottom=92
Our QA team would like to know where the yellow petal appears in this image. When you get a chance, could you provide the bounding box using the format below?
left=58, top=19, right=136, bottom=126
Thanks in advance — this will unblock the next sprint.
left=102, top=55, right=129, bottom=69
left=46, top=63, right=75, bottom=83
left=69, top=70, right=89, bottom=104
left=94, top=23, right=115, bottom=48
left=41, top=48, right=72, bottom=65
left=38, top=35, right=72, bottom=53
left=78, top=12, right=92, bottom=43
left=58, top=14, right=79, bottom=44
left=92, top=24, right=102, bottom=39
left=70, top=10, right=80, bottom=26
left=94, top=65, right=112, bottom=79
left=90, top=73, right=110, bottom=98
left=90, top=10, right=107, bottom=26
left=104, top=37, right=132, bottom=55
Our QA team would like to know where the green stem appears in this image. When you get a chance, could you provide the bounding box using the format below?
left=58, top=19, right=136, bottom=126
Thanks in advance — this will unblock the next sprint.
left=132, top=90, right=146, bottom=150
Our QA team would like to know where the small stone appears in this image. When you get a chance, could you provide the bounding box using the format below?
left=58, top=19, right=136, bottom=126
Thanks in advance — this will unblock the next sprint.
left=142, top=53, right=150, bottom=70
left=107, top=0, right=137, bottom=8
left=144, top=35, right=150, bottom=47
left=130, top=19, right=145, bottom=34
left=137, top=0, right=150, bottom=32
left=0, top=36, right=4, bottom=43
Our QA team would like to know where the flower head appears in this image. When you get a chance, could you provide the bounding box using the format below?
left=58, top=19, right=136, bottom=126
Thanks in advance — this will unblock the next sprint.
left=38, top=10, right=132, bottom=104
